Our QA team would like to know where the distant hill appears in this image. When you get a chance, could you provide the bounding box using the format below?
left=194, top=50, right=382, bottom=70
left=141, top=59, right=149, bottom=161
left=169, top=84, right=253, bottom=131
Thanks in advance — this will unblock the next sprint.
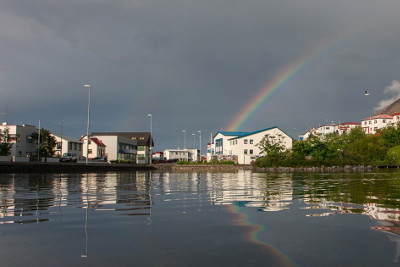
left=374, top=98, right=400, bottom=115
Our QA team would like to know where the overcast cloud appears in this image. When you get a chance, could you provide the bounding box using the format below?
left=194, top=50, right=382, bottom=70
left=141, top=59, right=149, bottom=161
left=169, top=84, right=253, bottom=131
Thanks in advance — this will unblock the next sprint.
left=1, top=0, right=400, bottom=150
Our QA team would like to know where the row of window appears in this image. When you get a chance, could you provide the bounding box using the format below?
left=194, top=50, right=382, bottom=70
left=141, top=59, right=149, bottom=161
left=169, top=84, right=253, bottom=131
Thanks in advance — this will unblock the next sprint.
left=244, top=149, right=254, bottom=155
left=363, top=119, right=388, bottom=125
left=230, top=139, right=254, bottom=145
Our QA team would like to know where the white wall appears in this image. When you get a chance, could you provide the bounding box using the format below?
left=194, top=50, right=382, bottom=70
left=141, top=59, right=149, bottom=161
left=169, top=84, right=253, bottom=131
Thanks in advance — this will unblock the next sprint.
left=0, top=123, right=38, bottom=158
left=213, top=127, right=292, bottom=165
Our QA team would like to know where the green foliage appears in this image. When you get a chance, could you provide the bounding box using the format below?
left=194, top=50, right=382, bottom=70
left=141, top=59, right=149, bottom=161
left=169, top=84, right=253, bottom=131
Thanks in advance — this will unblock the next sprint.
left=0, top=128, right=13, bottom=156
left=256, top=134, right=289, bottom=167
left=32, top=129, right=57, bottom=157
left=253, top=126, right=398, bottom=168
left=386, top=145, right=400, bottom=164
left=377, top=123, right=400, bottom=147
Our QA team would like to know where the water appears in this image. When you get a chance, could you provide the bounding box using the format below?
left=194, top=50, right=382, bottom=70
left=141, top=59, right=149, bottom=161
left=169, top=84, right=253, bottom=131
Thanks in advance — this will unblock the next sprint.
left=0, top=170, right=400, bottom=266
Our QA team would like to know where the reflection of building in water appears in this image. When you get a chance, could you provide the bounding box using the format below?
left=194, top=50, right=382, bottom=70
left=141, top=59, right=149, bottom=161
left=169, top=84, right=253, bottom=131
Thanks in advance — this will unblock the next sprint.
left=150, top=171, right=293, bottom=212
left=207, top=171, right=293, bottom=212
left=0, top=172, right=152, bottom=224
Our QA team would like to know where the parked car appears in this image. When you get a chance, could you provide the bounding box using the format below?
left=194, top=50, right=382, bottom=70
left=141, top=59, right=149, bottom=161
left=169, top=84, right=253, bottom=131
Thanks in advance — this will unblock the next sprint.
left=59, top=152, right=77, bottom=162
left=90, top=157, right=107, bottom=162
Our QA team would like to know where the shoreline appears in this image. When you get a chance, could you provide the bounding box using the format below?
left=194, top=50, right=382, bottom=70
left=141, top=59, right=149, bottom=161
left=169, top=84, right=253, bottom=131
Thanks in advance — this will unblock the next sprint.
left=0, top=162, right=394, bottom=173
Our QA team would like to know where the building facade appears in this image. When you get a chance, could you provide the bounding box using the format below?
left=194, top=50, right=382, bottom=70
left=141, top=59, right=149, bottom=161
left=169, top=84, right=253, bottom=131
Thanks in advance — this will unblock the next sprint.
left=80, top=135, right=106, bottom=159
left=91, top=132, right=153, bottom=164
left=163, top=149, right=190, bottom=161
left=0, top=122, right=38, bottom=159
left=90, top=134, right=137, bottom=162
left=361, top=115, right=394, bottom=134
left=211, top=126, right=293, bottom=164
left=52, top=134, right=83, bottom=158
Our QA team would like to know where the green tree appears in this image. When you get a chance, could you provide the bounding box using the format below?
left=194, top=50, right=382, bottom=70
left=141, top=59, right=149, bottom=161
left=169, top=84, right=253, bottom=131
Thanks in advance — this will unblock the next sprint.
left=0, top=128, right=13, bottom=156
left=377, top=123, right=400, bottom=147
left=32, top=129, right=57, bottom=157
left=255, top=134, right=288, bottom=167
left=345, top=135, right=388, bottom=165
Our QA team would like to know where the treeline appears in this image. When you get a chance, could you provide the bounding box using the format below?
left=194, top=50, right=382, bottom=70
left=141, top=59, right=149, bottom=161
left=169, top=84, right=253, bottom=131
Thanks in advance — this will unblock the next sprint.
left=254, top=125, right=400, bottom=167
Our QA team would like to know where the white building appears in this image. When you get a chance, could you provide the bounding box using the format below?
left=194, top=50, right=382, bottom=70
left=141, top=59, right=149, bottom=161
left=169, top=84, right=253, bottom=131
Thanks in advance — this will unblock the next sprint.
left=91, top=132, right=153, bottom=164
left=163, top=149, right=190, bottom=161
left=0, top=122, right=38, bottom=159
left=52, top=134, right=83, bottom=158
left=301, top=122, right=361, bottom=140
left=89, top=134, right=137, bottom=162
left=212, top=126, right=293, bottom=165
left=79, top=135, right=106, bottom=159
left=361, top=115, right=394, bottom=134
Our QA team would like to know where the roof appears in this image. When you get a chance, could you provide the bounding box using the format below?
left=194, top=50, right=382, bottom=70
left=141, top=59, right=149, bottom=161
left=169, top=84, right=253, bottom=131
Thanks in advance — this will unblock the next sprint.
left=340, top=122, right=361, bottom=125
left=361, top=115, right=393, bottom=121
left=90, top=137, right=106, bottom=147
left=91, top=132, right=154, bottom=146
left=53, top=134, right=82, bottom=143
left=228, top=126, right=293, bottom=140
left=213, top=131, right=250, bottom=139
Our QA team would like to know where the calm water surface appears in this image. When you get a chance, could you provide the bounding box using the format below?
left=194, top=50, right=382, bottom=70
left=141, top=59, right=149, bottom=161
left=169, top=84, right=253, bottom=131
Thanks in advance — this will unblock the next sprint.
left=1, top=170, right=400, bottom=266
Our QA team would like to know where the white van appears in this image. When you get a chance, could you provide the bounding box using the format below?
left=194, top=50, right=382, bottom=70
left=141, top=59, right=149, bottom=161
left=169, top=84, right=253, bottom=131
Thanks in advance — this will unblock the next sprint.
left=59, top=152, right=77, bottom=162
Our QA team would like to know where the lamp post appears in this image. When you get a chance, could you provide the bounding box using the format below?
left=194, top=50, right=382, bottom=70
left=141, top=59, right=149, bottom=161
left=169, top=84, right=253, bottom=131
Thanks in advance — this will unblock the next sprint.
left=148, top=114, right=152, bottom=164
left=84, top=84, right=91, bottom=165
left=192, top=133, right=195, bottom=148
left=182, top=130, right=186, bottom=150
left=198, top=130, right=201, bottom=161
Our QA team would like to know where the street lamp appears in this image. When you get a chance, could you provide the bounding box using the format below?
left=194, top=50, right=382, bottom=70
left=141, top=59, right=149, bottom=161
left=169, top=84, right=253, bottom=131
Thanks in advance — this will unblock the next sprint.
left=84, top=84, right=91, bottom=165
left=198, top=130, right=201, bottom=161
left=182, top=130, right=186, bottom=150
left=192, top=133, right=195, bottom=148
left=148, top=114, right=152, bottom=164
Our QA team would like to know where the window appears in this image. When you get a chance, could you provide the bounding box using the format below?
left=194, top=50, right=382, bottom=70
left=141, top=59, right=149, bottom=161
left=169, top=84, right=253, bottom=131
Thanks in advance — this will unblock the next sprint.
left=244, top=139, right=248, bottom=144
left=138, top=146, right=145, bottom=151
left=88, top=149, right=92, bottom=154
left=9, top=134, right=20, bottom=142
left=383, top=120, right=386, bottom=123
left=244, top=149, right=248, bottom=154
left=79, top=144, right=82, bottom=151
left=56, top=142, right=62, bottom=149
left=69, top=143, right=72, bottom=150
left=250, top=149, right=253, bottom=154
left=374, top=120, right=377, bottom=124
left=250, top=139, right=253, bottom=144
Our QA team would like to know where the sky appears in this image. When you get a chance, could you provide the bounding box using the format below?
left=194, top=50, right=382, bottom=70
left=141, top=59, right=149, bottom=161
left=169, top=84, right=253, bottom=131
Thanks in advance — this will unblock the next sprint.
left=1, top=0, right=400, bottom=151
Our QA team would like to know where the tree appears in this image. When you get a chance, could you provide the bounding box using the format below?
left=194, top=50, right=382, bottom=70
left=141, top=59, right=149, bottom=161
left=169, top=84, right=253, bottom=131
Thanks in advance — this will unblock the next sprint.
left=377, top=123, right=400, bottom=148
left=256, top=134, right=288, bottom=167
left=0, top=128, right=13, bottom=156
left=32, top=129, right=57, bottom=157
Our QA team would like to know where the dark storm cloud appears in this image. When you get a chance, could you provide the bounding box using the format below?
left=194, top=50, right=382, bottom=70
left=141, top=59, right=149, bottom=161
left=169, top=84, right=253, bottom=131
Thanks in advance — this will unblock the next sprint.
left=1, top=0, right=400, bottom=148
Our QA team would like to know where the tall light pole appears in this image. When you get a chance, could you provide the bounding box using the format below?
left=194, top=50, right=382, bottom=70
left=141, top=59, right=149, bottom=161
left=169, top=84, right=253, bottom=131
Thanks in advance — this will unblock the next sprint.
left=148, top=114, right=152, bottom=164
left=84, top=84, right=91, bottom=165
left=182, top=130, right=186, bottom=150
left=198, top=130, right=201, bottom=161
left=192, top=133, right=195, bottom=148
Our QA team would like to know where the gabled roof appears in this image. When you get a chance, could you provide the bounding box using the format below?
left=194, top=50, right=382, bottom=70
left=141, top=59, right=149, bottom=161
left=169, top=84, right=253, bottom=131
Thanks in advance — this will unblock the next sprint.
left=214, top=131, right=250, bottom=139
left=91, top=137, right=106, bottom=147
left=361, top=115, right=393, bottom=121
left=341, top=122, right=361, bottom=125
left=228, top=126, right=293, bottom=140
left=53, top=134, right=82, bottom=143
left=91, top=132, right=154, bottom=146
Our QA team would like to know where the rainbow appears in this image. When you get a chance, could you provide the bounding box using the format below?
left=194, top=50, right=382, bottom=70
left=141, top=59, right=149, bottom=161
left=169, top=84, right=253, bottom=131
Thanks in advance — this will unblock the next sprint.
left=225, top=204, right=296, bottom=266
left=225, top=35, right=352, bottom=131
